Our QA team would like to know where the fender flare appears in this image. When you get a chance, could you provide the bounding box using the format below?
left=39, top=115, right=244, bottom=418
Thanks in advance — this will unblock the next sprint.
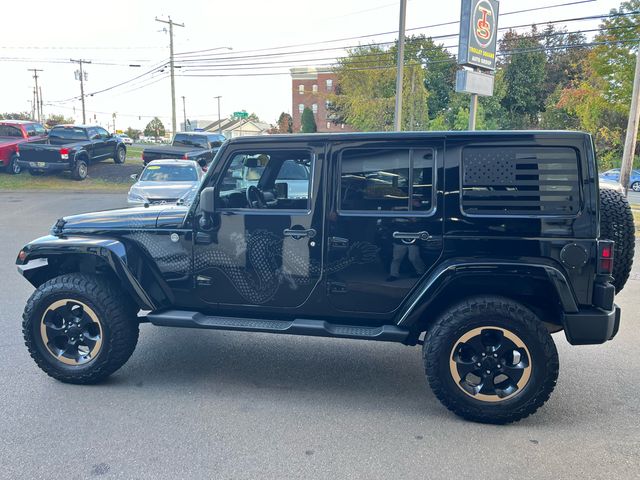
left=16, top=235, right=171, bottom=311
left=395, top=260, right=579, bottom=328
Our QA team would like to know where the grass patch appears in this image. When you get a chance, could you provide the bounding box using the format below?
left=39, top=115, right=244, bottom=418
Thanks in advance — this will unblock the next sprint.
left=127, top=146, right=143, bottom=161
left=632, top=208, right=640, bottom=231
left=0, top=174, right=129, bottom=192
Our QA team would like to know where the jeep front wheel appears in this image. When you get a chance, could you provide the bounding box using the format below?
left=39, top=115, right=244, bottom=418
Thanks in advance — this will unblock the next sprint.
left=423, top=296, right=559, bottom=424
left=22, top=273, right=139, bottom=384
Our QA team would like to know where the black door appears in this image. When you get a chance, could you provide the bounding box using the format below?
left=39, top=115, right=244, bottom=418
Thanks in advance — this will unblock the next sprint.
left=325, top=140, right=444, bottom=315
left=95, top=127, right=114, bottom=158
left=193, top=142, right=324, bottom=310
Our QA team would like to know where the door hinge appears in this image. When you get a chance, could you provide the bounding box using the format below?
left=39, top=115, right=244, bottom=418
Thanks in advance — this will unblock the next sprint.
left=327, top=281, right=348, bottom=294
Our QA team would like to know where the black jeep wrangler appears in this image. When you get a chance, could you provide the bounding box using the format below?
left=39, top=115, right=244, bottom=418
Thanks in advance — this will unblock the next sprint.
left=16, top=132, right=633, bottom=424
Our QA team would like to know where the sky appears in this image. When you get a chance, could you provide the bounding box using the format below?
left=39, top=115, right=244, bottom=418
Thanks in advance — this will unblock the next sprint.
left=0, top=0, right=624, bottom=132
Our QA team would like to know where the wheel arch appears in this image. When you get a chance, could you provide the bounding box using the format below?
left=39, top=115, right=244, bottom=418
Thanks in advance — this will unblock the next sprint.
left=16, top=236, right=172, bottom=311
left=396, top=262, right=578, bottom=338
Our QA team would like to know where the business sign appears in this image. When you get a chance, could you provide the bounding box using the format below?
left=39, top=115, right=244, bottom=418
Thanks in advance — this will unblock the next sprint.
left=458, top=0, right=500, bottom=71
left=455, top=69, right=495, bottom=96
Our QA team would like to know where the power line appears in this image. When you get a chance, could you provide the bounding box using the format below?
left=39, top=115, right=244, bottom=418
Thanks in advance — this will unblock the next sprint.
left=173, top=0, right=597, bottom=60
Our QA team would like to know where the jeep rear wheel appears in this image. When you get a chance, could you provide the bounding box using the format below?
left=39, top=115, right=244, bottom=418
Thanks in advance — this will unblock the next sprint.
left=423, top=296, right=559, bottom=424
left=22, top=273, right=139, bottom=384
left=599, top=188, right=635, bottom=293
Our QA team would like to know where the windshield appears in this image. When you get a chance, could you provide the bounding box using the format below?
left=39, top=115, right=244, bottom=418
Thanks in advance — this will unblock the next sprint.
left=173, top=134, right=208, bottom=149
left=49, top=127, right=86, bottom=141
left=140, top=163, right=198, bottom=182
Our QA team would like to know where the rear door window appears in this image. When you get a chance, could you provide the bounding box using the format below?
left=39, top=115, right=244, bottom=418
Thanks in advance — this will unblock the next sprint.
left=0, top=125, right=22, bottom=137
left=339, top=148, right=435, bottom=213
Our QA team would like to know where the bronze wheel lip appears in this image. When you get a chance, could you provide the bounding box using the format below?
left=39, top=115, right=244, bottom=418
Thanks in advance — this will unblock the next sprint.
left=40, top=299, right=103, bottom=366
left=449, top=326, right=532, bottom=403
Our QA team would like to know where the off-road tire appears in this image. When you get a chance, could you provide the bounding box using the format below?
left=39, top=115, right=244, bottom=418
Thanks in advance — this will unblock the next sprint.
left=72, top=158, right=88, bottom=180
left=22, top=273, right=139, bottom=384
left=114, top=146, right=126, bottom=164
left=423, top=296, right=559, bottom=424
left=8, top=154, right=21, bottom=174
left=599, top=188, right=635, bottom=293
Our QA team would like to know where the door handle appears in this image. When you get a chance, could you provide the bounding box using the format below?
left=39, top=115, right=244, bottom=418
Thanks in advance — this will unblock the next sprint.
left=283, top=228, right=316, bottom=239
left=393, top=231, right=430, bottom=244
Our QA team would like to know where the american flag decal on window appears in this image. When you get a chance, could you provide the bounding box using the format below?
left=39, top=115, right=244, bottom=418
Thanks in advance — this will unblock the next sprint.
left=462, top=147, right=580, bottom=215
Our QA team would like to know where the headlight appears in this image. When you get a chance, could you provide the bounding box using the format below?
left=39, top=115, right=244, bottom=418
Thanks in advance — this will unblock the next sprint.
left=128, top=191, right=147, bottom=203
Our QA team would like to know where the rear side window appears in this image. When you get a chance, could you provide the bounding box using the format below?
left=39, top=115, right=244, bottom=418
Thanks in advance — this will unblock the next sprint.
left=340, top=148, right=434, bottom=213
left=50, top=127, right=87, bottom=141
left=461, top=147, right=580, bottom=216
left=0, top=125, right=22, bottom=137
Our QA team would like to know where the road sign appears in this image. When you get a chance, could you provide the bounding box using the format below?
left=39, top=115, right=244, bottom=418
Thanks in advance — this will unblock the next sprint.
left=458, top=0, right=500, bottom=71
left=455, top=69, right=495, bottom=96
left=233, top=111, right=248, bottom=119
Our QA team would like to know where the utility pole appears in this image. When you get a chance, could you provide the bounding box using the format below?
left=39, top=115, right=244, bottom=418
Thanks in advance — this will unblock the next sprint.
left=620, top=41, right=640, bottom=197
left=39, top=86, right=44, bottom=122
left=155, top=16, right=185, bottom=136
left=71, top=59, right=91, bottom=124
left=28, top=69, right=43, bottom=122
left=214, top=96, right=222, bottom=133
left=393, top=0, right=407, bottom=132
left=181, top=95, right=187, bottom=131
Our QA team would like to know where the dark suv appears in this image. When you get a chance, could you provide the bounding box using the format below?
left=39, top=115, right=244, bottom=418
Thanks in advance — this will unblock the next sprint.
left=16, top=132, right=630, bottom=424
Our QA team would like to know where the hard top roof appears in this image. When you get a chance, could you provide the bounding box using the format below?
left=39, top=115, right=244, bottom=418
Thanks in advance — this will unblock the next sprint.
left=226, top=130, right=590, bottom=145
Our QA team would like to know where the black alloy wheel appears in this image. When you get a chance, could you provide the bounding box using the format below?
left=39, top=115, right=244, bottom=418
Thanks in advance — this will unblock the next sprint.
left=39, top=299, right=103, bottom=365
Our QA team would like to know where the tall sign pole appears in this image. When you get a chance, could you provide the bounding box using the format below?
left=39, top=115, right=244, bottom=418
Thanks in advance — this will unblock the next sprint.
left=393, top=0, right=408, bottom=132
left=620, top=41, right=640, bottom=196
left=456, top=0, right=500, bottom=130
left=156, top=16, right=185, bottom=136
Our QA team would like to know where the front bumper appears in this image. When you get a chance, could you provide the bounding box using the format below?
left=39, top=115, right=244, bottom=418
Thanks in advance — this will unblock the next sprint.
left=17, top=160, right=69, bottom=171
left=563, top=304, right=621, bottom=345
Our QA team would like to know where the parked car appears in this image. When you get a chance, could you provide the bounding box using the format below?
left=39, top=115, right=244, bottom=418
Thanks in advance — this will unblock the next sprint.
left=127, top=159, right=204, bottom=206
left=599, top=168, right=640, bottom=191
left=17, top=125, right=126, bottom=180
left=0, top=120, right=47, bottom=174
left=16, top=131, right=631, bottom=424
left=117, top=133, right=134, bottom=145
left=142, top=132, right=225, bottom=166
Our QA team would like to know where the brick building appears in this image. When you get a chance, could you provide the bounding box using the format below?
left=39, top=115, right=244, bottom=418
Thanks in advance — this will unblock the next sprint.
left=290, top=67, right=353, bottom=132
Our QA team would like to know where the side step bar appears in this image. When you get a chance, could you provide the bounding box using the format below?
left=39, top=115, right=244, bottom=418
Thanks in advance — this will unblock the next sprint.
left=146, top=310, right=410, bottom=343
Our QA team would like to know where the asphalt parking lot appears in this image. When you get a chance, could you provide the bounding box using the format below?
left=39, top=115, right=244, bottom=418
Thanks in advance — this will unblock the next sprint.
left=0, top=192, right=638, bottom=480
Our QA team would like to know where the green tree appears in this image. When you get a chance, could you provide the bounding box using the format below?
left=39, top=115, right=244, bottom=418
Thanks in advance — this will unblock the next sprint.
left=331, top=38, right=431, bottom=131
left=500, top=31, right=547, bottom=128
left=45, top=114, right=74, bottom=127
left=275, top=112, right=293, bottom=133
left=125, top=127, right=141, bottom=140
left=300, top=107, right=317, bottom=133
left=144, top=117, right=166, bottom=139
left=0, top=112, right=32, bottom=121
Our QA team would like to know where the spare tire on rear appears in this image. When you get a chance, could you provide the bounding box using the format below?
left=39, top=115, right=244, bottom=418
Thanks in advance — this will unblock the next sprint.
left=599, top=188, right=635, bottom=293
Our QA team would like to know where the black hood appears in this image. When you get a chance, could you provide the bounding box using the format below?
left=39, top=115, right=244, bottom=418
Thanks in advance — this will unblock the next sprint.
left=57, top=205, right=189, bottom=233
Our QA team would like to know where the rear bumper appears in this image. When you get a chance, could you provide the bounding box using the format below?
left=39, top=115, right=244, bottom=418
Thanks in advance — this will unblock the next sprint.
left=17, top=160, right=69, bottom=171
left=563, top=304, right=621, bottom=345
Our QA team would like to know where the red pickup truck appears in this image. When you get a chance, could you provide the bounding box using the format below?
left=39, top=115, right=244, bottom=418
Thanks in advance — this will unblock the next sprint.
left=0, top=120, right=47, bottom=174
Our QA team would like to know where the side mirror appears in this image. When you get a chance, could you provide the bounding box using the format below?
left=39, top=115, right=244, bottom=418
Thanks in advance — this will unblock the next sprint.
left=200, top=186, right=215, bottom=213
left=130, top=173, right=138, bottom=181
